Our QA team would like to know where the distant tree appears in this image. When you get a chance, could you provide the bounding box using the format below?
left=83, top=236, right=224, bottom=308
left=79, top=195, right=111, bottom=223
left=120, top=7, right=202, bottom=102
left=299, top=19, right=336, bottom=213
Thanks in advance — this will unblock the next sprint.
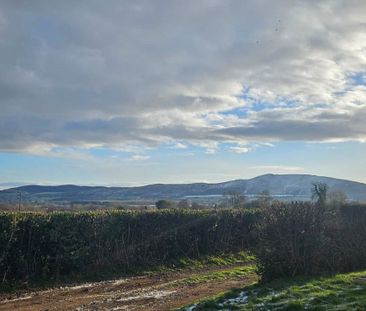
left=177, top=199, right=190, bottom=209
left=191, top=202, right=202, bottom=209
left=155, top=200, right=175, bottom=209
left=327, top=190, right=347, bottom=208
left=312, top=183, right=328, bottom=207
left=225, top=191, right=246, bottom=208
left=256, top=190, right=272, bottom=208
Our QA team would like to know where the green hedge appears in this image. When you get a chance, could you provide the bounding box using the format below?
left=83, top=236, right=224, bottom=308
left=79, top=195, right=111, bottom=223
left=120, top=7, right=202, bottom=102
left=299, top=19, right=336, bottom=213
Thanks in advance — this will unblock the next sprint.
left=0, top=209, right=260, bottom=284
left=254, top=202, right=366, bottom=281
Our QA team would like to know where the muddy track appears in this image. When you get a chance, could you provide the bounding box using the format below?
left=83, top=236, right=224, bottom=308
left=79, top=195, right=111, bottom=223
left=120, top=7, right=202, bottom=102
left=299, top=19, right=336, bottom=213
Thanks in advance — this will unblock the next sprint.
left=0, top=264, right=257, bottom=311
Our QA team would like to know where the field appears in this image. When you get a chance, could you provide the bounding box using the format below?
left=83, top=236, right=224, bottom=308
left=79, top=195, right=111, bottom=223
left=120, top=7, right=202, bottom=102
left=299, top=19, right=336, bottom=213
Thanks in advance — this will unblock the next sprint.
left=184, top=270, right=366, bottom=310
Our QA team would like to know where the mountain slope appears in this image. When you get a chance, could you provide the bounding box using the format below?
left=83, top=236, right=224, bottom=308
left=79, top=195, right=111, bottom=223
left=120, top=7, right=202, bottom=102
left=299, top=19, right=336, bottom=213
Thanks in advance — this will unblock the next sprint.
left=1, top=174, right=366, bottom=202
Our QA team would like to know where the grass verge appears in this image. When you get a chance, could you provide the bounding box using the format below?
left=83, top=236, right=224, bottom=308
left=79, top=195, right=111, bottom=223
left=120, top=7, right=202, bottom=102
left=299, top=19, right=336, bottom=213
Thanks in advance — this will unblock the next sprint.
left=0, top=252, right=254, bottom=293
left=175, top=265, right=256, bottom=286
left=152, top=251, right=255, bottom=274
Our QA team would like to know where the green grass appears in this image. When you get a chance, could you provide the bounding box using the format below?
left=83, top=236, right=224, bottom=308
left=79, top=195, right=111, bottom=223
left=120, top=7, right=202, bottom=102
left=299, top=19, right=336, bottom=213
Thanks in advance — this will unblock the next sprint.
left=176, top=252, right=255, bottom=269
left=183, top=270, right=366, bottom=310
left=150, top=251, right=255, bottom=274
left=176, top=265, right=256, bottom=286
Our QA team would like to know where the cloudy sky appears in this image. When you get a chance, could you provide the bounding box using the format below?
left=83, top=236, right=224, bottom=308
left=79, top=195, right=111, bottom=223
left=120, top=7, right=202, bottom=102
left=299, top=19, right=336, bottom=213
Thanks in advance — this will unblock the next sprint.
left=1, top=0, right=366, bottom=186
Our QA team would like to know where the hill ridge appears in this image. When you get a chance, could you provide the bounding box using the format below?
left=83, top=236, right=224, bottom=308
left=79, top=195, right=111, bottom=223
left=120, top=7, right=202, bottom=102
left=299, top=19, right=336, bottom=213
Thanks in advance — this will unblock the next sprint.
left=1, top=174, right=365, bottom=202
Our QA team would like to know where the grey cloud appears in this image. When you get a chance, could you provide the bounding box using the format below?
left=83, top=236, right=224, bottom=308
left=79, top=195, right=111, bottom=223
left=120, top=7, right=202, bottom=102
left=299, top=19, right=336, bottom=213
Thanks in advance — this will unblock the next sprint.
left=215, top=107, right=366, bottom=142
left=0, top=0, right=365, bottom=153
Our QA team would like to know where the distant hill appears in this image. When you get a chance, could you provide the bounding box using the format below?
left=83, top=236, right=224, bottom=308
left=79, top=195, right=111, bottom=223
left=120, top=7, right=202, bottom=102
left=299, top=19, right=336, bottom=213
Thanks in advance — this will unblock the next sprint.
left=1, top=174, right=366, bottom=203
left=0, top=182, right=27, bottom=190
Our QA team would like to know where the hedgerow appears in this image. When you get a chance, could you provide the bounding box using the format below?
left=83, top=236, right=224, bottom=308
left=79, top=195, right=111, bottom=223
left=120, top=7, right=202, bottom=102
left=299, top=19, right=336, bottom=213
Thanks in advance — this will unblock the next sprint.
left=3, top=202, right=366, bottom=286
left=0, top=209, right=260, bottom=284
left=254, top=202, right=366, bottom=281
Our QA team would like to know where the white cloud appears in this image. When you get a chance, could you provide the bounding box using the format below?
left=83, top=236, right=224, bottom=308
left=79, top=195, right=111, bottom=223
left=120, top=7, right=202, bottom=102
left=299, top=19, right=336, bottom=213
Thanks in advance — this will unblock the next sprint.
left=130, top=155, right=150, bottom=161
left=0, top=0, right=365, bottom=154
left=171, top=142, right=188, bottom=149
left=250, top=165, right=305, bottom=173
left=229, top=146, right=251, bottom=154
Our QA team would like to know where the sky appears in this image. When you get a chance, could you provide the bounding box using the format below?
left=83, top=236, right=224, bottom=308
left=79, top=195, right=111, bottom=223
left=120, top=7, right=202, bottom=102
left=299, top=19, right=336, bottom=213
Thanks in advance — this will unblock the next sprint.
left=0, top=0, right=366, bottom=186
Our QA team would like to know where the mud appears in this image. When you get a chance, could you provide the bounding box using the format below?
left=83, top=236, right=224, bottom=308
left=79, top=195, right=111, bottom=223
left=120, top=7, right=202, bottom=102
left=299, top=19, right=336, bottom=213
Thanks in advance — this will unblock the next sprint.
left=0, top=265, right=257, bottom=311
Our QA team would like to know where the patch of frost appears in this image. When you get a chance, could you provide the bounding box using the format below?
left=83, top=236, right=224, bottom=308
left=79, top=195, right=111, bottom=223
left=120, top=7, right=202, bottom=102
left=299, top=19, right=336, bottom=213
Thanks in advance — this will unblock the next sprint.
left=60, top=283, right=95, bottom=291
left=1, top=295, right=32, bottom=303
left=353, top=285, right=364, bottom=291
left=117, top=289, right=175, bottom=302
left=185, top=304, right=197, bottom=311
left=222, top=291, right=249, bottom=305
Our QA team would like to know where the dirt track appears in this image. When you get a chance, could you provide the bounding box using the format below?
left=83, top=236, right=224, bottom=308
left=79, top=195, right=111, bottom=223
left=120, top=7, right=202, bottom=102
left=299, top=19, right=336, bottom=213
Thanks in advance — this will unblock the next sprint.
left=0, top=264, right=257, bottom=311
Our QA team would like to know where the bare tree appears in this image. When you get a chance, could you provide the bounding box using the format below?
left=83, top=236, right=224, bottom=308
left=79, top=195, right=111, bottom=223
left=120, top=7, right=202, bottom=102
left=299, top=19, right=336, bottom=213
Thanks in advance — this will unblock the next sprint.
left=225, top=191, right=246, bottom=208
left=256, top=190, right=272, bottom=208
left=311, top=183, right=328, bottom=207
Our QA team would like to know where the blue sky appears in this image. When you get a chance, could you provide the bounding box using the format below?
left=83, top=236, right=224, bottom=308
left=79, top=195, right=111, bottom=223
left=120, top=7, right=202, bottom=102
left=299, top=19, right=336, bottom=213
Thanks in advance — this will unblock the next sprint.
left=0, top=1, right=366, bottom=186
left=1, top=141, right=366, bottom=186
